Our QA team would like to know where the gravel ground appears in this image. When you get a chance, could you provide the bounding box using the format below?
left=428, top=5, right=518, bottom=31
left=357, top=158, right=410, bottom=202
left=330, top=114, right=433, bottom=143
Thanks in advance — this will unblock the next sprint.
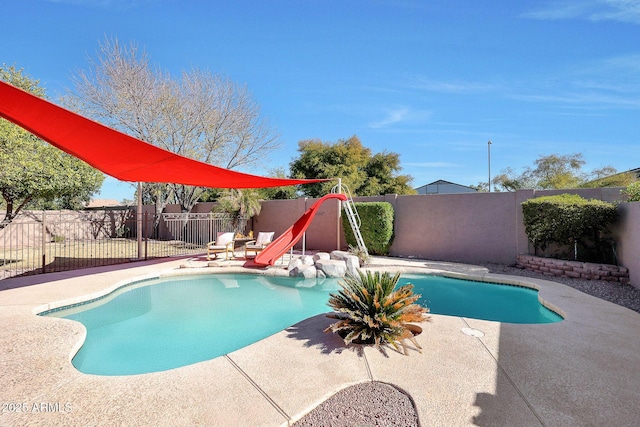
left=483, top=263, right=640, bottom=315
left=292, top=263, right=640, bottom=426
left=292, top=381, right=419, bottom=427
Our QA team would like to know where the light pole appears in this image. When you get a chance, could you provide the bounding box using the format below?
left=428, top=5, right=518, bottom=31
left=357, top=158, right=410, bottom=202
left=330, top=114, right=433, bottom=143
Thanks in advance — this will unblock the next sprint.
left=487, top=140, right=492, bottom=192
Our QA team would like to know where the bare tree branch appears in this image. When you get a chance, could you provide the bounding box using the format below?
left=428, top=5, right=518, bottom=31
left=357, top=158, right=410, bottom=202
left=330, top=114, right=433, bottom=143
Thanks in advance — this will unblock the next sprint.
left=65, top=37, right=281, bottom=213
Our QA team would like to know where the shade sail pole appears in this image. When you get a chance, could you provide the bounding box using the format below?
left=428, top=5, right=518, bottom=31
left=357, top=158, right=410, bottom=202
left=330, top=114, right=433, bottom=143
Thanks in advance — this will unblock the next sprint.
left=337, top=178, right=342, bottom=251
left=137, top=182, right=143, bottom=260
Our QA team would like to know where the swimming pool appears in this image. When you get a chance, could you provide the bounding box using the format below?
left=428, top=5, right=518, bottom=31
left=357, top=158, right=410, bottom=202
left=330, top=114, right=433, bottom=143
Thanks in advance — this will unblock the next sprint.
left=400, top=274, right=562, bottom=324
left=43, top=273, right=562, bottom=375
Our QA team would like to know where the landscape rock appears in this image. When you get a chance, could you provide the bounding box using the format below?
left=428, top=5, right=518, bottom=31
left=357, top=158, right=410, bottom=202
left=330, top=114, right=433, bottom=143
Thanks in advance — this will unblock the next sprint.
left=288, top=257, right=303, bottom=271
left=330, top=250, right=351, bottom=260
left=300, top=255, right=316, bottom=266
left=289, top=264, right=317, bottom=279
left=313, top=252, right=331, bottom=262
left=330, top=251, right=360, bottom=276
left=315, top=259, right=347, bottom=278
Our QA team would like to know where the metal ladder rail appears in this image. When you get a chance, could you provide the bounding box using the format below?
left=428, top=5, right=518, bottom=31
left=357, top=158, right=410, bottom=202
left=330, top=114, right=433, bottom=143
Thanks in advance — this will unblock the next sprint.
left=332, top=183, right=368, bottom=257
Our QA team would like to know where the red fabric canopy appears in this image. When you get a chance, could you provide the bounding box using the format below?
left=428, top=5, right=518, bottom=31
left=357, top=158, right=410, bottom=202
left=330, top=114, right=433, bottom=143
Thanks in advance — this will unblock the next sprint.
left=0, top=80, right=327, bottom=188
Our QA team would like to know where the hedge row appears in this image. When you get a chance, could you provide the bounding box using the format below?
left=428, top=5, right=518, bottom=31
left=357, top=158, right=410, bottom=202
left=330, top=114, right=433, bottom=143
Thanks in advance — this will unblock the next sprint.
left=342, top=202, right=394, bottom=255
left=521, top=194, right=618, bottom=263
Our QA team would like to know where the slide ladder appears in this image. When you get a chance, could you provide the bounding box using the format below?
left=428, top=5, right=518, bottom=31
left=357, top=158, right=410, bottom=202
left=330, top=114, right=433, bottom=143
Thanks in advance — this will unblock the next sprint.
left=332, top=183, right=369, bottom=258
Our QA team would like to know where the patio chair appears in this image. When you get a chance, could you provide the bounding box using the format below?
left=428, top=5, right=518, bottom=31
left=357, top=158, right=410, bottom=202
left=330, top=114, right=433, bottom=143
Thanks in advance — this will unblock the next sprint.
left=207, top=232, right=236, bottom=260
left=244, top=232, right=274, bottom=259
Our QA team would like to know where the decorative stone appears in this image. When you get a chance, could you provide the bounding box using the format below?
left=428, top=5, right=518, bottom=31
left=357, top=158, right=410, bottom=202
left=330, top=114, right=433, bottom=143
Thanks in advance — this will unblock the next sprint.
left=315, top=259, right=347, bottom=278
left=516, top=254, right=629, bottom=283
left=289, top=264, right=317, bottom=279
left=316, top=269, right=326, bottom=279
left=313, top=252, right=331, bottom=262
left=330, top=250, right=351, bottom=260
left=330, top=250, right=360, bottom=276
left=300, top=255, right=315, bottom=266
left=288, top=257, right=303, bottom=271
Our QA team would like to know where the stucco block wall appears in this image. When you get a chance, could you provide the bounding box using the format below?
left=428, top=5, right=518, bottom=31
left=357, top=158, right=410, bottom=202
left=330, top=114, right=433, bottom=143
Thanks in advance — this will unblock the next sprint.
left=390, top=192, right=519, bottom=265
left=252, top=197, right=343, bottom=252
left=612, top=202, right=640, bottom=286
left=182, top=187, right=637, bottom=288
left=246, top=188, right=632, bottom=267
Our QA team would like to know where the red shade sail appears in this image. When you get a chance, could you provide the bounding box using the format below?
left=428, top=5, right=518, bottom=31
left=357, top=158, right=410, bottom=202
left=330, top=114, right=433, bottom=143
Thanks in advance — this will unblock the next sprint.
left=0, top=80, right=328, bottom=188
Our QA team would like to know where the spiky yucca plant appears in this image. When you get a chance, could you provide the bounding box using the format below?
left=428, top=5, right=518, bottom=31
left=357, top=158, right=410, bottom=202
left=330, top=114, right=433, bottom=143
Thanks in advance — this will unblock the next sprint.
left=325, top=270, right=429, bottom=354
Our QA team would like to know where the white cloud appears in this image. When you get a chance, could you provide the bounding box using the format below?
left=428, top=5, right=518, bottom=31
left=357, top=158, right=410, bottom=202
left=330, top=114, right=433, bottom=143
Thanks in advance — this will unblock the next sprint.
left=509, top=53, right=640, bottom=109
left=523, top=0, right=640, bottom=25
left=402, top=75, right=497, bottom=94
left=580, top=53, right=640, bottom=78
left=369, top=107, right=410, bottom=128
left=368, top=107, right=432, bottom=129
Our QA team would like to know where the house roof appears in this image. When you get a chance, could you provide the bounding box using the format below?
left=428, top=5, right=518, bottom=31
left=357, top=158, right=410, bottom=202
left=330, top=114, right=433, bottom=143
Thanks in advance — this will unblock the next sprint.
left=416, top=180, right=477, bottom=190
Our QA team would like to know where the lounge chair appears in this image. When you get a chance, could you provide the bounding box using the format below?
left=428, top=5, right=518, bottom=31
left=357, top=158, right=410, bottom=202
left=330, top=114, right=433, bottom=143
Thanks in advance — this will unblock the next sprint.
left=244, top=232, right=274, bottom=259
left=207, top=232, right=236, bottom=260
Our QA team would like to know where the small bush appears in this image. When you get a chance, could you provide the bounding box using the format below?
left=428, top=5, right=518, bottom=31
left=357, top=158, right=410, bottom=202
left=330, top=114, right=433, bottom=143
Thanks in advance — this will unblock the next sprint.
left=521, top=194, right=618, bottom=263
left=348, top=244, right=371, bottom=267
left=622, top=181, right=640, bottom=202
left=325, top=270, right=429, bottom=354
left=343, top=202, right=394, bottom=255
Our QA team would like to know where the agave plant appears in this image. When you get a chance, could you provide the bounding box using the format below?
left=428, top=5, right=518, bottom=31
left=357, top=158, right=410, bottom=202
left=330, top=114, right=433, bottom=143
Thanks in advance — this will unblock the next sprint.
left=325, top=270, right=429, bottom=354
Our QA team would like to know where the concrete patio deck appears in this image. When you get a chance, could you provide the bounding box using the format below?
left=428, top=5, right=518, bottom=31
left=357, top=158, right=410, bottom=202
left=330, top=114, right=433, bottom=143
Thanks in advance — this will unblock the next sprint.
left=1, top=255, right=639, bottom=426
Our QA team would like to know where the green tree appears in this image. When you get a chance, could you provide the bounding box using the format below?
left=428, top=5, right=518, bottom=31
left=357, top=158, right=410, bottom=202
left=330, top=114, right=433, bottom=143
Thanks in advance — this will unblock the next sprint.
left=493, top=153, right=629, bottom=191
left=360, top=152, right=415, bottom=196
left=289, top=135, right=415, bottom=197
left=0, top=65, right=104, bottom=228
left=213, top=189, right=262, bottom=231
left=256, top=167, right=299, bottom=200
left=492, top=166, right=536, bottom=192
left=533, top=153, right=585, bottom=189
left=470, top=182, right=489, bottom=192
left=622, top=181, right=640, bottom=202
left=580, top=168, right=637, bottom=188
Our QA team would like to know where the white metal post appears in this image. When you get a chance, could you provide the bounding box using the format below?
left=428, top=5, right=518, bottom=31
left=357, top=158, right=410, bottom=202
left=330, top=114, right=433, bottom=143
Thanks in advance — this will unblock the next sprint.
left=137, top=182, right=143, bottom=260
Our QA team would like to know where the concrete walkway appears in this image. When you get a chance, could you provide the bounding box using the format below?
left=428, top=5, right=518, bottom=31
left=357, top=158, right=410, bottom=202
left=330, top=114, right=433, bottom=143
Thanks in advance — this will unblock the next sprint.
left=1, top=255, right=639, bottom=426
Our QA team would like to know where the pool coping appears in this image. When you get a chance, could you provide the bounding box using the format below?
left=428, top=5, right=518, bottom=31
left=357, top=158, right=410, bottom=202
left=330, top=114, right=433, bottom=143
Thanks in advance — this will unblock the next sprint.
left=1, top=255, right=639, bottom=426
left=34, top=264, right=565, bottom=320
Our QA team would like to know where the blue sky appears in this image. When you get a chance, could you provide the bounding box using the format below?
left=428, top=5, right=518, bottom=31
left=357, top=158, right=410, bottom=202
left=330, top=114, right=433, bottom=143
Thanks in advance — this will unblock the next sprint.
left=3, top=0, right=639, bottom=202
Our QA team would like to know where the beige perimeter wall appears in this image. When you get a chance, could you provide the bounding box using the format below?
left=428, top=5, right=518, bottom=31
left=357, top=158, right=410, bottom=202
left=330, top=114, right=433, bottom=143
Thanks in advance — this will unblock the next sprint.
left=242, top=187, right=638, bottom=287
left=611, top=202, right=640, bottom=286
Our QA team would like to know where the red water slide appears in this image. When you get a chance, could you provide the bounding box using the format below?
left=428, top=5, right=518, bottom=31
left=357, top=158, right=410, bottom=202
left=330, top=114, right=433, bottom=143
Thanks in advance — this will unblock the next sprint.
left=252, top=193, right=347, bottom=266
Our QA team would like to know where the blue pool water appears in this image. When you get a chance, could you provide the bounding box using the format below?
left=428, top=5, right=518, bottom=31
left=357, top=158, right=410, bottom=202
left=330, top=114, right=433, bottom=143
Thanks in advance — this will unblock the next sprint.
left=399, top=275, right=562, bottom=324
left=44, top=273, right=561, bottom=375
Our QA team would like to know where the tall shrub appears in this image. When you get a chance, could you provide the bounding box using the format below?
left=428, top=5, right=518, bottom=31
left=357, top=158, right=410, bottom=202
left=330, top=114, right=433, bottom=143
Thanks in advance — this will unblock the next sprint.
left=521, top=194, right=618, bottom=262
left=343, top=202, right=394, bottom=255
